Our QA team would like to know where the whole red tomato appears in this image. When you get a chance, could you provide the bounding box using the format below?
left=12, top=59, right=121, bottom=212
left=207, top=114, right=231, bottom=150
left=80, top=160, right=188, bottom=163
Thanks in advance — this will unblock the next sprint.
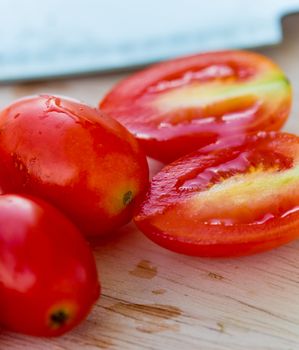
left=0, top=95, right=149, bottom=238
left=0, top=194, right=100, bottom=336
left=101, top=51, right=291, bottom=163
left=135, top=132, right=299, bottom=257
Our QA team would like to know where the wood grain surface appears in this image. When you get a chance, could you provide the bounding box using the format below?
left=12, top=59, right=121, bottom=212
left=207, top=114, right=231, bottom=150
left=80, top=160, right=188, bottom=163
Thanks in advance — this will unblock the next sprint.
left=1, top=13, right=299, bottom=350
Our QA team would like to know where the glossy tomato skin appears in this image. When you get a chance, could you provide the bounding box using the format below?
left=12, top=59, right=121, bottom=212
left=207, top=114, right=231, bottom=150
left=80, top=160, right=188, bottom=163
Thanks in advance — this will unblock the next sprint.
left=100, top=51, right=291, bottom=163
left=135, top=132, right=299, bottom=257
left=0, top=95, right=149, bottom=238
left=0, top=194, right=100, bottom=336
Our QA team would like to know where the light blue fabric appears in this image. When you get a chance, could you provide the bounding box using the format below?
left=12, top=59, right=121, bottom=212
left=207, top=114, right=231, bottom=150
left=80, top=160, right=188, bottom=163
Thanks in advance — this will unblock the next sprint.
left=0, top=0, right=298, bottom=82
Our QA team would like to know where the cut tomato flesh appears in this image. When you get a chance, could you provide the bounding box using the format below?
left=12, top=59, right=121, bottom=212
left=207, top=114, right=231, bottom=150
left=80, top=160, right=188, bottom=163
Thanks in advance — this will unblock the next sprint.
left=101, top=51, right=291, bottom=163
left=134, top=132, right=299, bottom=257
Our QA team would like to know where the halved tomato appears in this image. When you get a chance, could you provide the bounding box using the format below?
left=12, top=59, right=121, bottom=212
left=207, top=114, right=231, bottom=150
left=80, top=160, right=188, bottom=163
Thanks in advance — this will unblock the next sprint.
left=100, top=51, right=291, bottom=163
left=134, top=132, right=299, bottom=257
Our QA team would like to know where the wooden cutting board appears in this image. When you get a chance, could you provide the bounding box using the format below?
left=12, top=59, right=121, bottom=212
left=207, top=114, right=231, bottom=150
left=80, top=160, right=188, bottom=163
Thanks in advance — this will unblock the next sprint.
left=1, top=14, right=299, bottom=350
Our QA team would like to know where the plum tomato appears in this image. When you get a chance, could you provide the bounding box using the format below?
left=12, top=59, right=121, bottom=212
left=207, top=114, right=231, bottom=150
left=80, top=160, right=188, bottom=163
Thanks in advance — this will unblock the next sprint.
left=0, top=194, right=100, bottom=337
left=134, top=132, right=299, bottom=257
left=100, top=50, right=291, bottom=163
left=0, top=95, right=149, bottom=238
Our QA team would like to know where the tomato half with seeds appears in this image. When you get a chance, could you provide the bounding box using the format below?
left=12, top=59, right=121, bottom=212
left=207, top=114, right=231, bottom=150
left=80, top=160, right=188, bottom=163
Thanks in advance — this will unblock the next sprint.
left=0, top=95, right=149, bottom=238
left=135, top=132, right=299, bottom=257
left=0, top=194, right=100, bottom=336
left=100, top=51, right=291, bottom=163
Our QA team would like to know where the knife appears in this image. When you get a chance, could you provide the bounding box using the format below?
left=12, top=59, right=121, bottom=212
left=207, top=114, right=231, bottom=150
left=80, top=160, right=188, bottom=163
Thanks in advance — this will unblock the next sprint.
left=0, top=0, right=298, bottom=82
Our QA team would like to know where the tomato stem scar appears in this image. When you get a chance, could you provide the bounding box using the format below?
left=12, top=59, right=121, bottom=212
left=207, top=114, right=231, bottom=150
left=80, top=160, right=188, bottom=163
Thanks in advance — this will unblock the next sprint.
left=123, top=190, right=133, bottom=206
left=50, top=309, right=69, bottom=328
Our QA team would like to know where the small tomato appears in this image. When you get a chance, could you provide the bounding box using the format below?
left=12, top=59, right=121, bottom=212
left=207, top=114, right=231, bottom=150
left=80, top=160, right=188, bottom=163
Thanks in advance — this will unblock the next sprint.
left=0, top=194, right=100, bottom=336
left=0, top=95, right=149, bottom=238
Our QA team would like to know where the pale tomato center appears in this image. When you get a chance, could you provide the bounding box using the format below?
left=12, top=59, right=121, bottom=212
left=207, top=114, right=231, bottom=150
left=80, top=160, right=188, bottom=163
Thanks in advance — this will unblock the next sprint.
left=150, top=72, right=289, bottom=125
left=187, top=163, right=299, bottom=225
